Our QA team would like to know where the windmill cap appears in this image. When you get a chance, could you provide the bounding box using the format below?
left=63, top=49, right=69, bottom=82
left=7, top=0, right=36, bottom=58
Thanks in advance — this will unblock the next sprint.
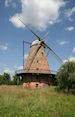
left=31, top=39, right=41, bottom=46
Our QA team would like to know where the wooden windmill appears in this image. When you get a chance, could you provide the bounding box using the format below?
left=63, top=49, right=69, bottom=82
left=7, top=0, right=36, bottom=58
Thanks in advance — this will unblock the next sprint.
left=16, top=18, right=63, bottom=88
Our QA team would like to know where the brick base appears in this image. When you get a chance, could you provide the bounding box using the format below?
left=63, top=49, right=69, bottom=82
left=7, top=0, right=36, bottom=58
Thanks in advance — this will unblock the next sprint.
left=20, top=73, right=56, bottom=89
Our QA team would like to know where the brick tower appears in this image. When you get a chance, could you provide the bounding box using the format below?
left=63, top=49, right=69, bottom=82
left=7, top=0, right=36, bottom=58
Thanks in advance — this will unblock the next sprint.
left=16, top=39, right=57, bottom=88
left=20, top=39, right=53, bottom=88
left=24, top=40, right=50, bottom=74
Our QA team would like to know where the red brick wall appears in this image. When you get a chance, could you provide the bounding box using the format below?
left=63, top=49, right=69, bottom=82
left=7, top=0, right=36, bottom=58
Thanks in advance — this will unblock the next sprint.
left=22, top=74, right=53, bottom=88
left=23, top=82, right=49, bottom=89
left=24, top=44, right=50, bottom=74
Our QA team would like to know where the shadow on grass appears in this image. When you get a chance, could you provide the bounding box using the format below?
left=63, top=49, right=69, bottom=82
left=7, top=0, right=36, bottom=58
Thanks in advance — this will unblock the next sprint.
left=55, top=87, right=75, bottom=96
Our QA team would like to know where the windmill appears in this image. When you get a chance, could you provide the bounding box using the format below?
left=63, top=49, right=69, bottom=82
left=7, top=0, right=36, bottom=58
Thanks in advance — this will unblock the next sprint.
left=16, top=18, right=63, bottom=88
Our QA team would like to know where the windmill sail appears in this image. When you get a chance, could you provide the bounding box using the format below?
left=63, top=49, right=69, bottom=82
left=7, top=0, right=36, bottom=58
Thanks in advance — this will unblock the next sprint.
left=19, top=18, right=63, bottom=72
left=19, top=18, right=41, bottom=40
left=43, top=43, right=63, bottom=64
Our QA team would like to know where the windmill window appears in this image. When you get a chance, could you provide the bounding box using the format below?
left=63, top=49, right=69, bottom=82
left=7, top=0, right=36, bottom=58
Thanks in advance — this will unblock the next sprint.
left=41, top=52, right=44, bottom=56
left=36, top=68, right=39, bottom=71
left=37, top=60, right=39, bottom=63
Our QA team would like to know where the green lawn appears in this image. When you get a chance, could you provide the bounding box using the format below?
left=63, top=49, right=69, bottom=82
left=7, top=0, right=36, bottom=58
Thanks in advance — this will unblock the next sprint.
left=0, top=85, right=75, bottom=117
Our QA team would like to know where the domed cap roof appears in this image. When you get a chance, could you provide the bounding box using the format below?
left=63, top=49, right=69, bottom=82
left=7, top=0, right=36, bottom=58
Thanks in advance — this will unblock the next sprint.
left=31, top=40, right=41, bottom=46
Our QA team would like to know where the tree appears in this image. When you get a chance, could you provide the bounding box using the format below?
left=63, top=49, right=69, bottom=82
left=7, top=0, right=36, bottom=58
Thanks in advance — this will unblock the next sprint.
left=0, top=73, right=11, bottom=85
left=3, top=73, right=11, bottom=85
left=13, top=75, right=20, bottom=85
left=56, top=61, right=75, bottom=92
left=0, top=75, right=4, bottom=84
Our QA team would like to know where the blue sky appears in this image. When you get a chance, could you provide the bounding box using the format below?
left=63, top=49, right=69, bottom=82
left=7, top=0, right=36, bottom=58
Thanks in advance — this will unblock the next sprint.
left=0, top=0, right=75, bottom=76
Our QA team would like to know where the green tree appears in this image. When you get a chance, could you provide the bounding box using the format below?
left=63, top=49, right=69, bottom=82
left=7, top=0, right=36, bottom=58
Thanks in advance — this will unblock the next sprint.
left=3, top=73, right=11, bottom=85
left=0, top=75, right=4, bottom=84
left=13, top=75, right=20, bottom=85
left=56, top=61, right=75, bottom=92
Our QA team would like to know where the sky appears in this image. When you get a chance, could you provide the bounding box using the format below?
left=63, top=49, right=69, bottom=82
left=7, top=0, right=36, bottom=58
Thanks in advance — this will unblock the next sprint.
left=0, top=0, right=75, bottom=76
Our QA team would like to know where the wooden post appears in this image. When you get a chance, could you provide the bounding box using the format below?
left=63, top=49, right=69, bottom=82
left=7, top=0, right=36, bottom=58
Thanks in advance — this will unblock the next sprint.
left=23, top=40, right=24, bottom=69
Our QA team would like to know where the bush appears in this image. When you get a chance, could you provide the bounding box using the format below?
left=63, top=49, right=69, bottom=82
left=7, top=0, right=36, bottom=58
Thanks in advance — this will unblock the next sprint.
left=56, top=61, right=75, bottom=92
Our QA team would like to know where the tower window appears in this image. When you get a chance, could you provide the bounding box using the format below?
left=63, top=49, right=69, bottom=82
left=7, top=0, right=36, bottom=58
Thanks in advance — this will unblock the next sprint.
left=36, top=68, right=39, bottom=71
left=37, top=60, right=39, bottom=63
left=41, top=52, right=44, bottom=56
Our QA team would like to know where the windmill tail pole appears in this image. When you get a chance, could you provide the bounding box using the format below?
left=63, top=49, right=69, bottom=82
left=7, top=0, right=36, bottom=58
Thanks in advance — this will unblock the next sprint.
left=23, top=40, right=24, bottom=69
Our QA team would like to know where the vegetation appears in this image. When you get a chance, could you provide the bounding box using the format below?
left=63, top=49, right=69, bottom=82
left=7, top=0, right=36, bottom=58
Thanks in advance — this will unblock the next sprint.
left=56, top=61, right=75, bottom=92
left=0, top=73, right=19, bottom=85
left=0, top=61, right=75, bottom=116
left=0, top=73, right=11, bottom=85
left=0, top=85, right=75, bottom=117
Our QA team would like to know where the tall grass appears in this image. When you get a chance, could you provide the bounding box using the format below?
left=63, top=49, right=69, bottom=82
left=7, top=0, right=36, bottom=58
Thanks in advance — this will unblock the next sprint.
left=0, top=85, right=75, bottom=117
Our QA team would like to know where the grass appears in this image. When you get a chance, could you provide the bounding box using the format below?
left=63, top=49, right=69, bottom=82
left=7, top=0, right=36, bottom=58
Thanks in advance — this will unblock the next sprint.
left=0, top=85, right=75, bottom=117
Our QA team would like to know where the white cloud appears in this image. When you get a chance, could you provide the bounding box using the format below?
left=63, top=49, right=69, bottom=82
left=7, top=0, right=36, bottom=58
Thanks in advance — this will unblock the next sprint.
left=9, top=14, right=25, bottom=28
left=24, top=54, right=28, bottom=60
left=13, top=65, right=18, bottom=69
left=72, top=47, right=75, bottom=53
left=65, top=26, right=74, bottom=31
left=0, top=44, right=8, bottom=51
left=18, top=66, right=23, bottom=70
left=5, top=0, right=17, bottom=8
left=0, top=73, right=2, bottom=75
left=4, top=67, right=14, bottom=74
left=5, top=0, right=12, bottom=7
left=65, top=7, right=75, bottom=19
left=49, top=19, right=62, bottom=25
left=58, top=40, right=69, bottom=45
left=13, top=65, right=23, bottom=70
left=9, top=0, right=66, bottom=30
left=63, top=56, right=75, bottom=63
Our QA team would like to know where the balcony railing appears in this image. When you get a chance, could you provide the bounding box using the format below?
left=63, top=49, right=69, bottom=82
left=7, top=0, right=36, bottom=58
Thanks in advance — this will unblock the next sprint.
left=15, top=68, right=57, bottom=75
